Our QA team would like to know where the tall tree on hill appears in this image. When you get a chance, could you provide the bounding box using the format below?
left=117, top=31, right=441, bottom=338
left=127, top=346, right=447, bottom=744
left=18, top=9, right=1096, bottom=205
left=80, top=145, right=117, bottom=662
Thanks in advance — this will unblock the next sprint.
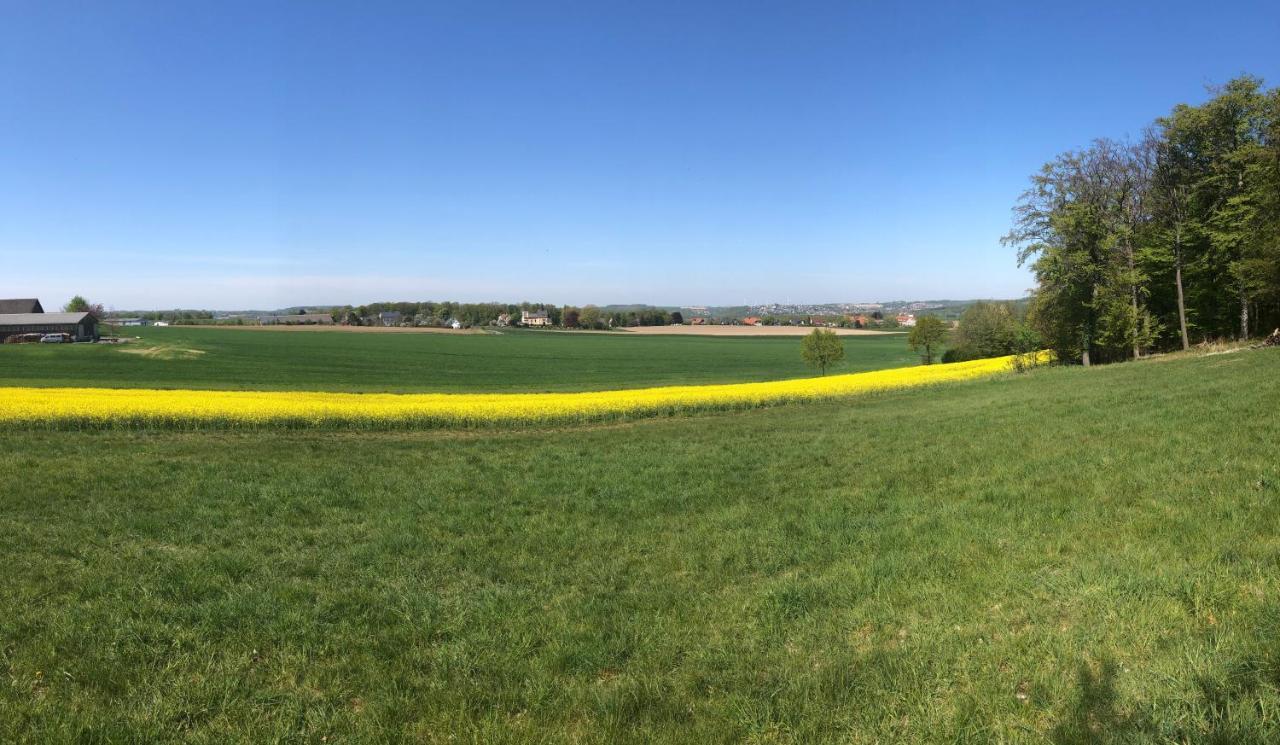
left=1005, top=137, right=1171, bottom=365
left=1259, top=88, right=1280, bottom=328
left=1243, top=85, right=1280, bottom=334
left=1117, top=139, right=1158, bottom=358
left=1004, top=148, right=1115, bottom=365
left=1094, top=139, right=1160, bottom=360
left=1149, top=124, right=1199, bottom=350
left=1008, top=75, right=1279, bottom=360
left=1185, top=77, right=1272, bottom=339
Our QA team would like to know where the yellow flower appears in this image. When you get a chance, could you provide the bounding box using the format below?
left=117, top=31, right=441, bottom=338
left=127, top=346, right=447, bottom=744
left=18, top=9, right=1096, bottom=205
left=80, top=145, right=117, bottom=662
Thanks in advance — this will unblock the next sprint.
left=0, top=353, right=1049, bottom=429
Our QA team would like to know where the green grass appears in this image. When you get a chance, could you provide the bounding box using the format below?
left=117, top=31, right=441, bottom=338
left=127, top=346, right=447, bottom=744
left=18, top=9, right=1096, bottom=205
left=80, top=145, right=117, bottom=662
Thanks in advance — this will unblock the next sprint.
left=2, top=348, right=1279, bottom=742
left=0, top=326, right=913, bottom=393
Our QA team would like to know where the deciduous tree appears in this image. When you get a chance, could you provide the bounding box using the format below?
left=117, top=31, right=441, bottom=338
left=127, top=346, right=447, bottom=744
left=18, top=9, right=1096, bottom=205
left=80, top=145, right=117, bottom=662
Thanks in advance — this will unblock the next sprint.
left=947, top=301, right=1034, bottom=361
left=800, top=329, right=844, bottom=375
left=63, top=295, right=105, bottom=318
left=907, top=315, right=948, bottom=365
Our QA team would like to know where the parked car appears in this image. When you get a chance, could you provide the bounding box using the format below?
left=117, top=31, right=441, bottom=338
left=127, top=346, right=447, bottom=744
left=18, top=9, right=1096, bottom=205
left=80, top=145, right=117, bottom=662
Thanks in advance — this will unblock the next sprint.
left=39, top=334, right=66, bottom=343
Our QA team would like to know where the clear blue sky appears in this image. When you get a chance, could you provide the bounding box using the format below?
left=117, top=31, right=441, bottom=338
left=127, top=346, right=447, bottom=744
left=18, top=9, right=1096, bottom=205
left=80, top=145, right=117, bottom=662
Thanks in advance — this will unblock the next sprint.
left=2, top=1, right=1278, bottom=310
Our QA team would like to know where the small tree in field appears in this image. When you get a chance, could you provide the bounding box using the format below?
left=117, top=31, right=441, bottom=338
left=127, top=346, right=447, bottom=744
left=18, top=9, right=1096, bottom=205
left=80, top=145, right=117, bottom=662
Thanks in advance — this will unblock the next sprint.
left=801, top=329, right=844, bottom=375
left=908, top=315, right=948, bottom=364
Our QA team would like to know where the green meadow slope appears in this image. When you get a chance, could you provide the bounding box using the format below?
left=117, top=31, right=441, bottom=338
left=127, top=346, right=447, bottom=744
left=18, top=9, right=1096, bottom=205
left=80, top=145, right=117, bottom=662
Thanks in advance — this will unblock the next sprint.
left=0, top=326, right=913, bottom=393
left=2, top=348, right=1278, bottom=742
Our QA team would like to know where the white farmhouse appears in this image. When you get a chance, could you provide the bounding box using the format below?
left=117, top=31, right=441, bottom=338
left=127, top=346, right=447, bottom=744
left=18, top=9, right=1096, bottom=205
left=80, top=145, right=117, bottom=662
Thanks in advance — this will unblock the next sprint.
left=521, top=310, right=551, bottom=327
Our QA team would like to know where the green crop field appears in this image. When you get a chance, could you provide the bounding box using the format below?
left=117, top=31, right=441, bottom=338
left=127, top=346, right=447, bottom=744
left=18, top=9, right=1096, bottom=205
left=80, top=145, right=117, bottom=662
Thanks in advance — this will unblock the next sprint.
left=3, top=348, right=1279, bottom=742
left=0, top=326, right=913, bottom=393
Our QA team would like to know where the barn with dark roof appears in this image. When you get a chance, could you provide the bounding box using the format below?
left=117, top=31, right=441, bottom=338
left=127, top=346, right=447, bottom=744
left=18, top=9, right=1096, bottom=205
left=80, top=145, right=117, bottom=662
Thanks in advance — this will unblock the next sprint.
left=0, top=299, right=99, bottom=342
left=0, top=298, right=43, bottom=314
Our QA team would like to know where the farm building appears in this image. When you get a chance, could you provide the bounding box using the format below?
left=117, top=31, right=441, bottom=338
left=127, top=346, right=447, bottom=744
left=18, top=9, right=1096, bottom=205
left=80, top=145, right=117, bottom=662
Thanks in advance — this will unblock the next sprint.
left=379, top=311, right=403, bottom=326
left=521, top=310, right=551, bottom=327
left=742, top=316, right=762, bottom=326
left=0, top=312, right=99, bottom=342
left=116, top=318, right=150, bottom=326
left=0, top=298, right=43, bottom=314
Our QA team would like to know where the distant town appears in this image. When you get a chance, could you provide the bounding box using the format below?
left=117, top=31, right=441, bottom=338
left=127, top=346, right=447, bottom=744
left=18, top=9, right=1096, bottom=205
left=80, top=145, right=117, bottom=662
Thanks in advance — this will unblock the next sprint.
left=85, top=299, right=1008, bottom=332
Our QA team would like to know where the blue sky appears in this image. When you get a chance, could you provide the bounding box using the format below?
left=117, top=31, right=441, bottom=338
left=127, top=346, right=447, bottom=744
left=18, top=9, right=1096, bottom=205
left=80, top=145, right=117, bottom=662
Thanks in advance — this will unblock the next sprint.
left=2, top=1, right=1278, bottom=310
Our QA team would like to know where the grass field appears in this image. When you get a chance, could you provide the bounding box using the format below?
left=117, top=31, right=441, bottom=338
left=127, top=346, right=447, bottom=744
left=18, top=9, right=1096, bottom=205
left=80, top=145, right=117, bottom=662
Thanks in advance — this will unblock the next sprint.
left=3, top=348, right=1279, bottom=742
left=0, top=326, right=914, bottom=393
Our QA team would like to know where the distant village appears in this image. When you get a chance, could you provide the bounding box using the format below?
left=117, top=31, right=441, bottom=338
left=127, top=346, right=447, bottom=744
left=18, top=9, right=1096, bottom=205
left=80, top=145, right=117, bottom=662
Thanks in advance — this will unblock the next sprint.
left=2, top=295, right=972, bottom=341
left=99, top=304, right=930, bottom=331
left=98, top=299, right=964, bottom=330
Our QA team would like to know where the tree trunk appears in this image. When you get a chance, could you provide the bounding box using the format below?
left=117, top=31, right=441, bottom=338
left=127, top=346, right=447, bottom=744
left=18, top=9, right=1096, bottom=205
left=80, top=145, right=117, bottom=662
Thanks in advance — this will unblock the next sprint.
left=1236, top=170, right=1249, bottom=341
left=1130, top=286, right=1140, bottom=359
left=1240, top=287, right=1250, bottom=341
left=1127, top=239, right=1140, bottom=360
left=1173, top=227, right=1189, bottom=350
left=1084, top=282, right=1097, bottom=367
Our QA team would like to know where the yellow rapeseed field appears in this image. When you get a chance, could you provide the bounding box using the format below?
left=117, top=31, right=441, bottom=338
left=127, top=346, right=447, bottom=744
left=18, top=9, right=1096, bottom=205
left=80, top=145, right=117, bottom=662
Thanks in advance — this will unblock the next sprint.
left=0, top=353, right=1045, bottom=429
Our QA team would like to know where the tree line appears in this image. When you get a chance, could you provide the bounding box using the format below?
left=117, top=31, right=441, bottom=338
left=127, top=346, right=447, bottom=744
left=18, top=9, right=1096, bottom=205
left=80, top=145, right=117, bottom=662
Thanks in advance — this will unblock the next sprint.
left=1002, top=75, right=1280, bottom=365
left=338, top=302, right=683, bottom=329
left=339, top=301, right=553, bottom=327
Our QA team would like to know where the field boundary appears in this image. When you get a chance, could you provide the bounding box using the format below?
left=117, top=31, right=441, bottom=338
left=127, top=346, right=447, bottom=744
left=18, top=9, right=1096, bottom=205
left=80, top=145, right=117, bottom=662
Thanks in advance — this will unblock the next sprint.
left=611, top=325, right=902, bottom=336
left=165, top=324, right=487, bottom=334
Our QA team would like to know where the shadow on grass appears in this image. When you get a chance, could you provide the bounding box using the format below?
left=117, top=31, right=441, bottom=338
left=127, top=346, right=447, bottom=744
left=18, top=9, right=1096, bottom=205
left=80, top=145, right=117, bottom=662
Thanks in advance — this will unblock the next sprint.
left=1050, top=658, right=1135, bottom=745
left=1050, top=654, right=1277, bottom=745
